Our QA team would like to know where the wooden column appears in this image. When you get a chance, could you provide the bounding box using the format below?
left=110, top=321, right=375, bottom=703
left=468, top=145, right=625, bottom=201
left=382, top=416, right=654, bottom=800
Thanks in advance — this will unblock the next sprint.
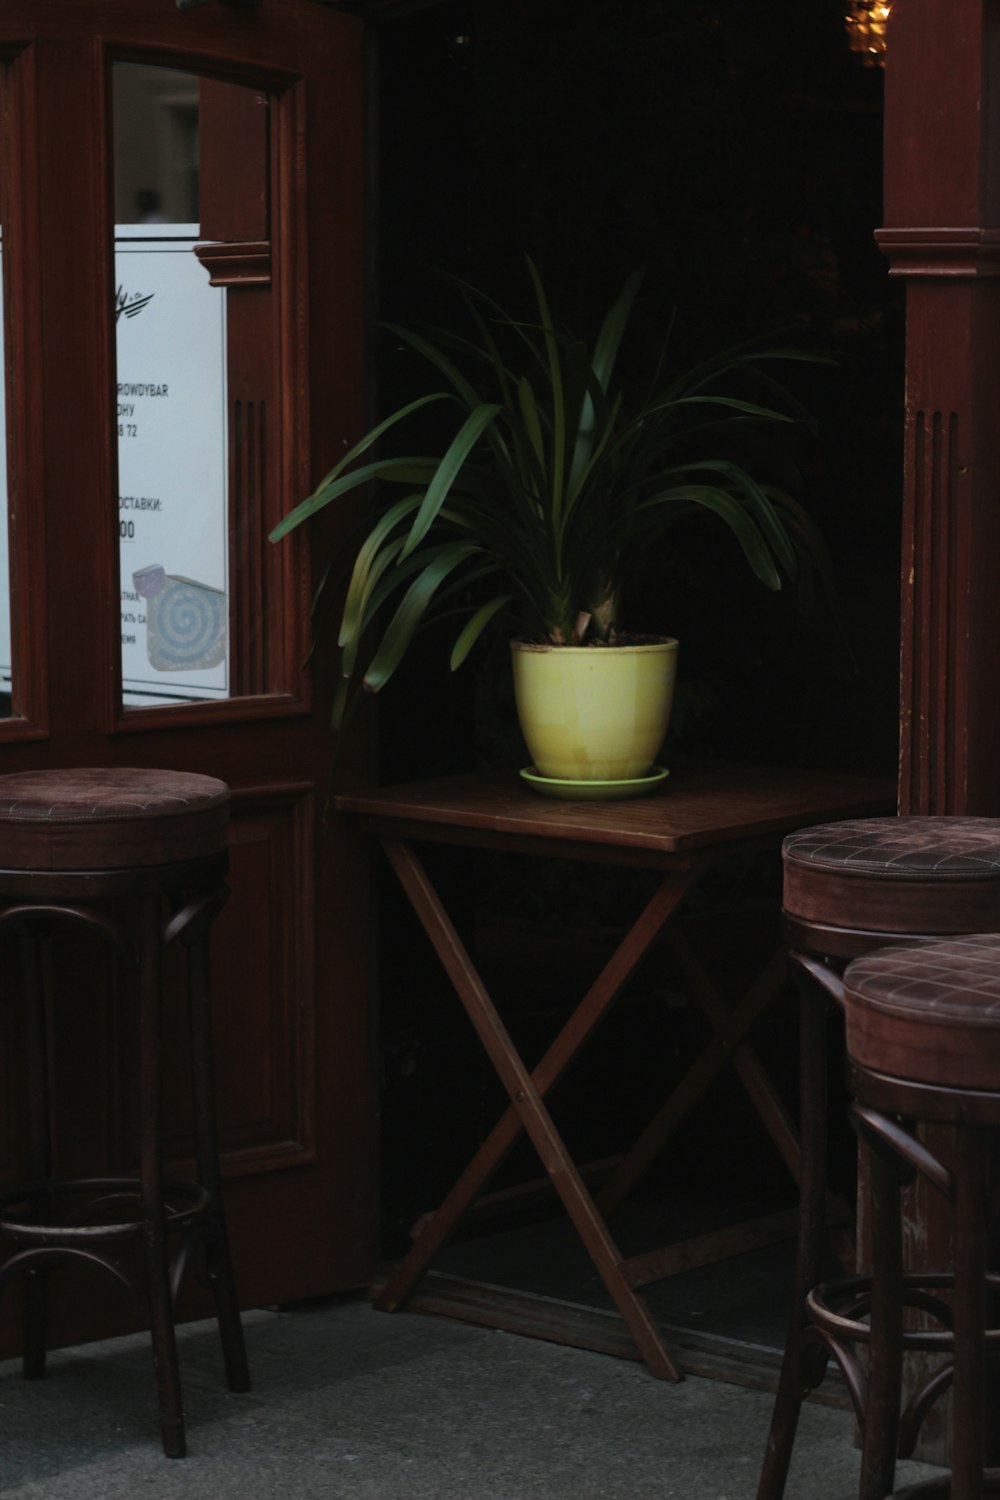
left=878, top=0, right=1000, bottom=815
left=875, top=3, right=1000, bottom=1465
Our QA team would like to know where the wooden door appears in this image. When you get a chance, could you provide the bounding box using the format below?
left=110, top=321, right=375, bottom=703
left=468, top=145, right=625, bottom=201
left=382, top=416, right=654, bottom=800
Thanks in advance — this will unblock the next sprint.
left=0, top=0, right=372, bottom=1348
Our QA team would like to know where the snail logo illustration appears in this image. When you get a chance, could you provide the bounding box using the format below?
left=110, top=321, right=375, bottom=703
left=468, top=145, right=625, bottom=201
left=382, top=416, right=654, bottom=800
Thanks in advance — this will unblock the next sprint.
left=134, top=565, right=226, bottom=672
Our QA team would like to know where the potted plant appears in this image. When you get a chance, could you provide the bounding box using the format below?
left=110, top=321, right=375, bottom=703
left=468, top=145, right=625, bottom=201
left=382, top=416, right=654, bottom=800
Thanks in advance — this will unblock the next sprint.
left=271, top=260, right=828, bottom=795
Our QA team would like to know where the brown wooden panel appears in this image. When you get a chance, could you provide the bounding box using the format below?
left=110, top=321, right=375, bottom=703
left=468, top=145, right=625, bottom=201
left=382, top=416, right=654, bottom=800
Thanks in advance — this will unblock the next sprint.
left=199, top=77, right=268, bottom=244
left=0, top=50, right=50, bottom=740
left=225, top=289, right=277, bottom=698
left=106, top=788, right=317, bottom=1178
left=0, top=932, right=35, bottom=1183
left=881, top=1, right=1000, bottom=815
left=882, top=0, right=1000, bottom=230
left=194, top=784, right=317, bottom=1171
left=0, top=959, right=18, bottom=1181
left=882, top=276, right=1000, bottom=816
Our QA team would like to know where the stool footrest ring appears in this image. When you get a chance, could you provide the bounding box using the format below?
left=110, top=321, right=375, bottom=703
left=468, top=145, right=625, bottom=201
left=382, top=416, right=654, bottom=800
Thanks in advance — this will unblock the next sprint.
left=807, top=1270, right=1000, bottom=1354
left=0, top=1176, right=212, bottom=1243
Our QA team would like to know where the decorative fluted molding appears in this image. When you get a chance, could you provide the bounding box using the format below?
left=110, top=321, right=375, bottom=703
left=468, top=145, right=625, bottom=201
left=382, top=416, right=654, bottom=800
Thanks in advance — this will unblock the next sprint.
left=899, top=407, right=962, bottom=812
left=232, top=397, right=269, bottom=696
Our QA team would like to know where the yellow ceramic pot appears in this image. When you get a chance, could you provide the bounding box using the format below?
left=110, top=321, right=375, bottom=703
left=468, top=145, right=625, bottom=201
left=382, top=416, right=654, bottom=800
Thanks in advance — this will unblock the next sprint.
left=511, top=638, right=679, bottom=782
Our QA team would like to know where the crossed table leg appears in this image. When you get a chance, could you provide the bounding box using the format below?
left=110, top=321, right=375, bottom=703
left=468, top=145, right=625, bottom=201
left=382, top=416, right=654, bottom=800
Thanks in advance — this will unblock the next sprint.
left=373, top=834, right=798, bottom=1379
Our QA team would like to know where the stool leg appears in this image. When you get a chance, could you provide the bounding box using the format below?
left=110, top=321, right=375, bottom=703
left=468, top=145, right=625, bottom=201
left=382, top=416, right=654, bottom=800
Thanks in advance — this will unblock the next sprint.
left=186, top=920, right=250, bottom=1393
left=857, top=1126, right=904, bottom=1500
left=21, top=928, right=49, bottom=1382
left=138, top=894, right=186, bottom=1459
left=756, top=978, right=834, bottom=1499
left=951, top=1126, right=988, bottom=1500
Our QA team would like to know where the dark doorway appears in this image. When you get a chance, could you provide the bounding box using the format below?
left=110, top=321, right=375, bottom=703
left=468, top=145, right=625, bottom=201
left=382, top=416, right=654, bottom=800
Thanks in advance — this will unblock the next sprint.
left=367, top=1, right=901, bottom=1332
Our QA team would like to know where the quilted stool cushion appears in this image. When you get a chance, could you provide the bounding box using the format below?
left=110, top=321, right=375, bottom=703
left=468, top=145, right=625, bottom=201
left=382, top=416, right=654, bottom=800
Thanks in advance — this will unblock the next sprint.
left=0, top=768, right=230, bottom=870
left=782, top=816, right=1000, bottom=934
left=844, top=932, right=1000, bottom=1090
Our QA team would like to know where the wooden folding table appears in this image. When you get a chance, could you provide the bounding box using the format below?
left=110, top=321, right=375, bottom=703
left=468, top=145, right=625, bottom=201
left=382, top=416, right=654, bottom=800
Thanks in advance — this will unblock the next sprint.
left=335, top=762, right=894, bottom=1381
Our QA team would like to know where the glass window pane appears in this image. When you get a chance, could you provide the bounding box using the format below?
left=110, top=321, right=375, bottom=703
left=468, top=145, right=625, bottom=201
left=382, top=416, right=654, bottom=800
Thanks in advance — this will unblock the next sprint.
left=114, top=64, right=229, bottom=708
left=113, top=63, right=278, bottom=713
left=113, top=64, right=199, bottom=229
left=0, top=252, right=12, bottom=716
left=0, top=65, right=15, bottom=718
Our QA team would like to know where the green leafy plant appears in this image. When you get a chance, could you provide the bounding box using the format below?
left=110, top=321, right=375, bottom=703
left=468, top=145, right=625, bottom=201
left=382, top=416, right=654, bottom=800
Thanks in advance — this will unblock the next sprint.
left=271, top=259, right=830, bottom=735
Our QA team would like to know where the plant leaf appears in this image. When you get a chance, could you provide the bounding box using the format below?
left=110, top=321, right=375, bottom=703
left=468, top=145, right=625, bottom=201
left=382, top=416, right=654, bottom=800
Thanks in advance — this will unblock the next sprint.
left=671, top=458, right=798, bottom=576
left=400, top=403, right=503, bottom=559
left=637, top=483, right=785, bottom=590
left=449, top=593, right=516, bottom=669
left=338, top=494, right=424, bottom=648
left=517, top=376, right=547, bottom=476
left=526, top=258, right=567, bottom=533
left=592, top=269, right=644, bottom=394
left=269, top=394, right=450, bottom=541
left=362, top=541, right=482, bottom=693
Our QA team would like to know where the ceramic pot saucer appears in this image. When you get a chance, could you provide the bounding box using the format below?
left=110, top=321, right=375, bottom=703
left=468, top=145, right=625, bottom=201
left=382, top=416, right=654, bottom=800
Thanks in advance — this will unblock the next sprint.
left=519, top=765, right=670, bottom=801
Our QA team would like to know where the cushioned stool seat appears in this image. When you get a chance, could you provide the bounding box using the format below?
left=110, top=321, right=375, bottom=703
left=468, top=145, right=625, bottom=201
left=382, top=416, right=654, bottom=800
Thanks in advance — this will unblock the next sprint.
left=758, top=816, right=1000, bottom=1500
left=0, top=766, right=231, bottom=869
left=0, top=767, right=250, bottom=1458
left=847, top=933, right=1000, bottom=1091
left=783, top=816, right=1000, bottom=952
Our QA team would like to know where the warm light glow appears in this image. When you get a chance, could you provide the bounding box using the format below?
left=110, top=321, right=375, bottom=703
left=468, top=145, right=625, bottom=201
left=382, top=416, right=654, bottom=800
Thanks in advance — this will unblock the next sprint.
left=845, top=0, right=891, bottom=67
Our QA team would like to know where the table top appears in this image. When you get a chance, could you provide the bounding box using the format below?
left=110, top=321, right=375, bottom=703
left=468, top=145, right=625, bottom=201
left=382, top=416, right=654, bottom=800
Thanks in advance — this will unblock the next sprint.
left=334, top=762, right=896, bottom=864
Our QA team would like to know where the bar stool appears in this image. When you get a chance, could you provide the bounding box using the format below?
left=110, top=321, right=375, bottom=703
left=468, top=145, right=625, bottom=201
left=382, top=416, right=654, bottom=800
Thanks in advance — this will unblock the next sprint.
left=758, top=816, right=1000, bottom=1500
left=772, top=934, right=1000, bottom=1499
left=0, top=767, right=250, bottom=1458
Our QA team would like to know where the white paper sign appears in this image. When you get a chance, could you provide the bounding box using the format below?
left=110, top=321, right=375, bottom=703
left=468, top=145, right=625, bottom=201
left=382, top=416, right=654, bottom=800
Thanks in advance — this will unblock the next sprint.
left=0, top=231, right=228, bottom=705
left=116, top=232, right=229, bottom=704
left=0, top=249, right=9, bottom=694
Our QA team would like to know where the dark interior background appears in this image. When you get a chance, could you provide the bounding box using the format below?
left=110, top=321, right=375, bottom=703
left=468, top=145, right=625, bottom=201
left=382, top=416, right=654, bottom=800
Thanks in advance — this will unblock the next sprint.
left=359, top=0, right=901, bottom=1258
